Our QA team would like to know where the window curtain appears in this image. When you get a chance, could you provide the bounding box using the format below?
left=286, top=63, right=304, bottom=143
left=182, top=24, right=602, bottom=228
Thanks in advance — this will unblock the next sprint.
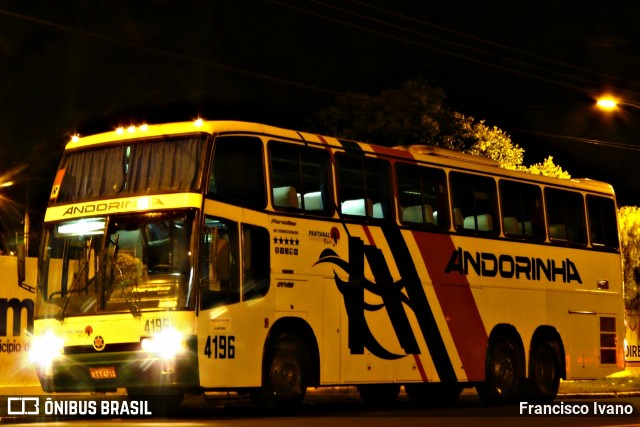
left=56, top=137, right=204, bottom=202
left=127, top=138, right=201, bottom=193
left=59, top=146, right=126, bottom=202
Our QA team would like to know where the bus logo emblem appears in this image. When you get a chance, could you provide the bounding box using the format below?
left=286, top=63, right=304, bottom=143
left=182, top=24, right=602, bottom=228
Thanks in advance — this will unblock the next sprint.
left=315, top=236, right=419, bottom=360
left=93, top=336, right=105, bottom=351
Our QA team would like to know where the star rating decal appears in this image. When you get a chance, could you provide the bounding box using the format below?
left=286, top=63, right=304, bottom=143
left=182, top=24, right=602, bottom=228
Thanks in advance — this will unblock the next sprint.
left=273, top=234, right=300, bottom=256
left=274, top=236, right=300, bottom=246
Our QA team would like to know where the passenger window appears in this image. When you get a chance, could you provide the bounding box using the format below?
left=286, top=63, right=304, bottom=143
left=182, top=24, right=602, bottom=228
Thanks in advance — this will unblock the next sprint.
left=545, top=188, right=587, bottom=245
left=209, top=136, right=266, bottom=209
left=337, top=155, right=392, bottom=220
left=450, top=172, right=498, bottom=234
left=242, top=225, right=270, bottom=301
left=396, top=163, right=450, bottom=229
left=587, top=195, right=619, bottom=250
left=269, top=141, right=332, bottom=214
left=200, top=217, right=240, bottom=309
left=499, top=180, right=545, bottom=240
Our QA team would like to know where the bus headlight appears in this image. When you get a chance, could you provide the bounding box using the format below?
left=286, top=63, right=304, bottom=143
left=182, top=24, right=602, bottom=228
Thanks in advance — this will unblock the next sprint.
left=29, top=331, right=64, bottom=374
left=140, top=328, right=185, bottom=360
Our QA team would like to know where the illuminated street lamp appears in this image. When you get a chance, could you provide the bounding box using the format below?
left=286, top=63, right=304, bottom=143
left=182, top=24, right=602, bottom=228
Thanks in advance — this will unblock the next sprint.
left=596, top=95, right=640, bottom=111
left=596, top=97, right=618, bottom=111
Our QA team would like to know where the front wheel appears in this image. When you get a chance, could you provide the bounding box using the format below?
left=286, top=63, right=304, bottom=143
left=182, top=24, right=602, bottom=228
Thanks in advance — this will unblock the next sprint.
left=250, top=334, right=308, bottom=413
left=476, top=338, right=521, bottom=405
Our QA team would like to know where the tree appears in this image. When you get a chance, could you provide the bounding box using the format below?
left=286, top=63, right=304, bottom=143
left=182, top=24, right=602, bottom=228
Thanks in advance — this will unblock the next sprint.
left=456, top=113, right=524, bottom=169
left=518, top=156, right=571, bottom=179
left=308, top=79, right=546, bottom=171
left=307, top=78, right=459, bottom=149
left=307, top=78, right=568, bottom=177
left=619, top=206, right=640, bottom=311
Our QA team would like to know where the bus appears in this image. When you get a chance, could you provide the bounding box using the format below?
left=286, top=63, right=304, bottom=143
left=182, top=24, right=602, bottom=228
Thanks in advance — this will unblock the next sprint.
left=26, top=120, right=624, bottom=411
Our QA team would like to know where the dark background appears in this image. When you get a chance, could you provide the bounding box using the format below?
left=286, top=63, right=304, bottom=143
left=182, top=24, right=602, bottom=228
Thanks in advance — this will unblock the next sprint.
left=1, top=0, right=639, bottom=252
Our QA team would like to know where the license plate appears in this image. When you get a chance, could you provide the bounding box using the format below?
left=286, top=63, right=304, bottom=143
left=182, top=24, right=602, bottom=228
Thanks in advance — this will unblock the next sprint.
left=89, top=367, right=117, bottom=379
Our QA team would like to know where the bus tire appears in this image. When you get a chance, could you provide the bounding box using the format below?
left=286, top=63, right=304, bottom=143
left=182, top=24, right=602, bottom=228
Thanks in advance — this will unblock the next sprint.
left=476, top=338, right=520, bottom=405
left=357, top=384, right=401, bottom=406
left=250, top=334, right=308, bottom=413
left=404, top=383, right=461, bottom=406
left=527, top=340, right=561, bottom=402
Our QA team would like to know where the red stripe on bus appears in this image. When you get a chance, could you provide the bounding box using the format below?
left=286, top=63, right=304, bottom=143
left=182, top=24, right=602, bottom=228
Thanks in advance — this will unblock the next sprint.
left=317, top=134, right=329, bottom=146
left=413, top=354, right=428, bottom=382
left=362, top=225, right=376, bottom=246
left=412, top=232, right=488, bottom=381
left=368, top=143, right=416, bottom=161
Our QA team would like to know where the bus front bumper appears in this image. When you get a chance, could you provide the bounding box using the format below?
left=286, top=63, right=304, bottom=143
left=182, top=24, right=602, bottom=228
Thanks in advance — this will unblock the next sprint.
left=36, top=345, right=199, bottom=393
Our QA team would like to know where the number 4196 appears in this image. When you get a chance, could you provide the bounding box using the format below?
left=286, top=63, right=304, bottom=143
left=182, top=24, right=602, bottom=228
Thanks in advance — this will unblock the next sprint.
left=204, top=335, right=235, bottom=359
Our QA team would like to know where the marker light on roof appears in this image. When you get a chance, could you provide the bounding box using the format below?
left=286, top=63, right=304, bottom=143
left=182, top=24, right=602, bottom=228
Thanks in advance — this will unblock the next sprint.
left=71, top=134, right=80, bottom=142
left=194, top=118, right=203, bottom=127
left=116, top=127, right=125, bottom=135
left=139, top=123, right=148, bottom=131
left=127, top=125, right=136, bottom=133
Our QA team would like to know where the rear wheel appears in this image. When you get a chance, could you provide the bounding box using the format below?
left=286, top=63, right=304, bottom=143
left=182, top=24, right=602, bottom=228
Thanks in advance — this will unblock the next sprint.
left=357, top=384, right=401, bottom=405
left=404, top=383, right=461, bottom=406
left=476, top=338, right=521, bottom=405
left=526, top=341, right=561, bottom=402
left=250, top=334, right=308, bottom=413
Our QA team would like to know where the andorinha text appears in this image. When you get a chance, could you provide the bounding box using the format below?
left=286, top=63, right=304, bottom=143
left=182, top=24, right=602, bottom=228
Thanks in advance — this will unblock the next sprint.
left=62, top=198, right=165, bottom=216
left=446, top=248, right=582, bottom=284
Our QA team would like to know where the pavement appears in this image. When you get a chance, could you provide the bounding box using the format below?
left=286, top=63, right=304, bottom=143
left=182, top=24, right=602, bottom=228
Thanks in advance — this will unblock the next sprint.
left=556, top=366, right=640, bottom=398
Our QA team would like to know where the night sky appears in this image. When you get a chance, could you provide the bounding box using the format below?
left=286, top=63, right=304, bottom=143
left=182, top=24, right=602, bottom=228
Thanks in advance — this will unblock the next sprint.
left=1, top=0, right=640, bottom=245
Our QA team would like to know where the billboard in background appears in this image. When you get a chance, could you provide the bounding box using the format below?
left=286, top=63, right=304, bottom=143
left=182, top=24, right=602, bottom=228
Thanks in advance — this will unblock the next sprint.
left=0, top=256, right=38, bottom=388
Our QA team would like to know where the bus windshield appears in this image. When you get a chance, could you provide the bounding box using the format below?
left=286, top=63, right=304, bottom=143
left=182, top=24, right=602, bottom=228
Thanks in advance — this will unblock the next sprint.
left=53, top=135, right=208, bottom=204
left=36, top=211, right=195, bottom=319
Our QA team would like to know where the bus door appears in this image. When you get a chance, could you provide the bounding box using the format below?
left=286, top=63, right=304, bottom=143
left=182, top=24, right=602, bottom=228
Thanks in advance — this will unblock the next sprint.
left=196, top=215, right=271, bottom=388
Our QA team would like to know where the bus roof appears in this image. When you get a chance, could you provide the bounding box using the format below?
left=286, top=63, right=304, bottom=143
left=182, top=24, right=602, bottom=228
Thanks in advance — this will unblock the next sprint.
left=65, top=120, right=615, bottom=196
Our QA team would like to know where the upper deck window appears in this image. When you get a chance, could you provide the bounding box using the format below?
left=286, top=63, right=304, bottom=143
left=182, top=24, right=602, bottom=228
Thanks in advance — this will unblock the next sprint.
left=269, top=141, right=332, bottom=215
left=499, top=180, right=545, bottom=240
left=396, top=163, right=450, bottom=229
left=209, top=136, right=266, bottom=210
left=587, top=195, right=619, bottom=250
left=450, top=172, right=499, bottom=235
left=336, top=154, right=392, bottom=220
left=545, top=188, right=587, bottom=245
left=54, top=136, right=208, bottom=203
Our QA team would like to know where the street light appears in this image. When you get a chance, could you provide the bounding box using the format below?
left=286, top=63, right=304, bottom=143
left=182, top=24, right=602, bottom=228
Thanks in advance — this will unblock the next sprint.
left=596, top=97, right=618, bottom=111
left=596, top=95, right=640, bottom=111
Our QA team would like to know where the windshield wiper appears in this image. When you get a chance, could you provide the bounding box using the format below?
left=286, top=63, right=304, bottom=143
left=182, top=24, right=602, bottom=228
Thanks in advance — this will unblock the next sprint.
left=106, top=234, right=142, bottom=318
left=57, top=238, right=93, bottom=321
left=113, top=264, right=142, bottom=318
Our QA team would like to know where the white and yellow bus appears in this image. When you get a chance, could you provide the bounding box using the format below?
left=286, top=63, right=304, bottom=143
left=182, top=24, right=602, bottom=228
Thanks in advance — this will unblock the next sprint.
left=27, top=120, right=624, bottom=411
